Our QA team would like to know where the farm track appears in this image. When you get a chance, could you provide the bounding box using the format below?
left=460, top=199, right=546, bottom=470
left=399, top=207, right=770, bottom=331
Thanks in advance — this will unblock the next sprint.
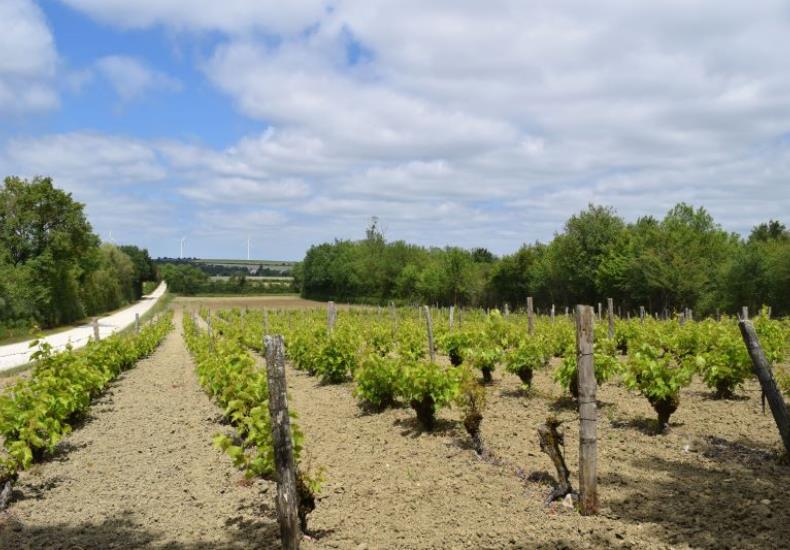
left=281, top=356, right=790, bottom=550
left=0, top=309, right=279, bottom=549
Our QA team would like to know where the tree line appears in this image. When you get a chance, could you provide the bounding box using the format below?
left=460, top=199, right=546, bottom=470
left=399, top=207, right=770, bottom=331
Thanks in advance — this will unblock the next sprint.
left=295, top=204, right=790, bottom=316
left=0, top=177, right=157, bottom=335
left=158, top=263, right=294, bottom=295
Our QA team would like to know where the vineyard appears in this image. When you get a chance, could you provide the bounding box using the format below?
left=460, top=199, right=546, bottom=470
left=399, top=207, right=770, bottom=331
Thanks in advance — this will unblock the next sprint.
left=189, top=301, right=790, bottom=548
left=0, top=299, right=788, bottom=548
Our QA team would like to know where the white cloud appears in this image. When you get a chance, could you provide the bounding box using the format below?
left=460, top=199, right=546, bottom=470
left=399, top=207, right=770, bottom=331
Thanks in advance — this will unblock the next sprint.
left=94, top=55, right=181, bottom=101
left=58, top=0, right=327, bottom=34
left=7, top=2, right=790, bottom=256
left=0, top=0, right=58, bottom=114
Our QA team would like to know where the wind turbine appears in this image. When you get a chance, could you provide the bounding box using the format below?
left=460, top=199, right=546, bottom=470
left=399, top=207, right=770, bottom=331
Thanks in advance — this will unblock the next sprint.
left=180, top=237, right=187, bottom=259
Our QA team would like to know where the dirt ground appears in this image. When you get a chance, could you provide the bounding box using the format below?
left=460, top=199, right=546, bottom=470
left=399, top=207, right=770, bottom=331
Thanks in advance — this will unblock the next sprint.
left=0, top=310, right=280, bottom=549
left=286, top=359, right=790, bottom=550
left=174, top=295, right=325, bottom=313
left=1, top=298, right=788, bottom=549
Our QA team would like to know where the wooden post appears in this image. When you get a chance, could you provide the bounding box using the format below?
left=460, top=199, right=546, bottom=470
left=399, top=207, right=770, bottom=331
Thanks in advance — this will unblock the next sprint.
left=449, top=305, right=455, bottom=329
left=504, top=303, right=510, bottom=317
left=597, top=302, right=602, bottom=321
left=565, top=306, right=569, bottom=318
left=327, top=301, right=337, bottom=332
left=576, top=305, right=598, bottom=515
left=527, top=297, right=534, bottom=335
left=767, top=306, right=772, bottom=319
left=134, top=313, right=140, bottom=334
left=639, top=306, right=645, bottom=323
left=423, top=305, right=435, bottom=363
left=738, top=321, right=790, bottom=455
left=741, top=306, right=749, bottom=321
left=607, top=298, right=614, bottom=339
left=679, top=312, right=685, bottom=326
left=265, top=335, right=301, bottom=549
left=92, top=318, right=101, bottom=341
left=716, top=308, right=721, bottom=322
left=551, top=304, right=555, bottom=323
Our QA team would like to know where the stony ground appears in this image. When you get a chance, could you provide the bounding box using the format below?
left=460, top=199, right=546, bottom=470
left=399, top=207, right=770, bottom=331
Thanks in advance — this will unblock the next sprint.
left=1, top=298, right=788, bottom=549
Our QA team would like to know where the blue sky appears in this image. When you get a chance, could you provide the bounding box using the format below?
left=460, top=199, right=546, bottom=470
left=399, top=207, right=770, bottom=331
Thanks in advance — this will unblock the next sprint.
left=2, top=1, right=790, bottom=260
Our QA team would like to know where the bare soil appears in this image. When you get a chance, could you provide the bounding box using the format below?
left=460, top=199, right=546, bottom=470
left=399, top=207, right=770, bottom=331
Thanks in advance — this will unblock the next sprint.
left=0, top=310, right=279, bottom=549
left=174, top=295, right=325, bottom=313
left=286, top=358, right=790, bottom=549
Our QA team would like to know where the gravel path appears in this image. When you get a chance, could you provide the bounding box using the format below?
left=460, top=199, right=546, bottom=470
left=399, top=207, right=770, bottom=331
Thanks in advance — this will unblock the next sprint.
left=0, top=309, right=279, bottom=549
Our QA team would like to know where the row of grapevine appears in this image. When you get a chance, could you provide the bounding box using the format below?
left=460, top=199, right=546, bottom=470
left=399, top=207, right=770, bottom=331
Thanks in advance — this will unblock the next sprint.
left=181, top=313, right=320, bottom=532
left=212, top=305, right=789, bottom=435
left=0, top=312, right=174, bottom=494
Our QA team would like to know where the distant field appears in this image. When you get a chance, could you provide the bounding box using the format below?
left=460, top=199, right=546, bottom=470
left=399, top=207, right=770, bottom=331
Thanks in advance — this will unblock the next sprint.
left=195, top=259, right=296, bottom=272
left=208, top=275, right=293, bottom=282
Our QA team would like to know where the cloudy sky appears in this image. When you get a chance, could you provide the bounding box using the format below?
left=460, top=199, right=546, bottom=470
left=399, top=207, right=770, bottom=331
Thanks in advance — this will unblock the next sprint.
left=2, top=1, right=789, bottom=260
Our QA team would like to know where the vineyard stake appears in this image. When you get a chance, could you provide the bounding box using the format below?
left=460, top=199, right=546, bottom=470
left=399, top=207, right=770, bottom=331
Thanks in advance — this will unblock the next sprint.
left=327, top=301, right=337, bottom=332
left=551, top=304, right=555, bottom=323
left=576, top=304, right=598, bottom=515
left=449, top=305, right=455, bottom=329
left=265, top=335, right=301, bottom=549
left=504, top=303, right=510, bottom=317
left=135, top=313, right=140, bottom=334
left=597, top=302, right=602, bottom=321
left=607, top=298, right=614, bottom=339
left=423, top=305, right=435, bottom=363
left=639, top=306, right=645, bottom=323
left=738, top=321, right=790, bottom=455
left=741, top=306, right=749, bottom=321
left=527, top=297, right=534, bottom=335
left=92, top=318, right=100, bottom=341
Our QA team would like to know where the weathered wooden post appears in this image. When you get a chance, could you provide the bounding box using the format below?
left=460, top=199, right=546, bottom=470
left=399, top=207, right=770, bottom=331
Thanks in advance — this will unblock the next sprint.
left=551, top=304, right=556, bottom=323
left=265, top=335, right=301, bottom=549
left=716, top=308, right=721, bottom=322
left=607, top=298, right=614, bottom=339
left=92, top=318, right=101, bottom=341
left=423, top=305, right=435, bottom=363
left=576, top=304, right=598, bottom=515
left=134, top=313, right=140, bottom=334
left=449, top=305, right=455, bottom=329
left=597, top=302, right=602, bottom=321
left=527, top=297, right=534, bottom=335
left=504, top=303, right=510, bottom=317
left=639, top=306, right=645, bottom=323
left=327, top=301, right=337, bottom=332
left=741, top=306, right=749, bottom=321
left=679, top=312, right=685, bottom=326
left=565, top=306, right=569, bottom=318
left=738, top=321, right=790, bottom=455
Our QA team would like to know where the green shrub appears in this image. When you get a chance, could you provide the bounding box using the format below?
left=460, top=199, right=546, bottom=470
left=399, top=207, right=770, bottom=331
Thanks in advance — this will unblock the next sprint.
left=353, top=354, right=402, bottom=409
left=398, top=360, right=462, bottom=430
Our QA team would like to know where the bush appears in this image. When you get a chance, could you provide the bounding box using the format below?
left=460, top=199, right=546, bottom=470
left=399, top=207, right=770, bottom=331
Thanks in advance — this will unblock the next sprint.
left=438, top=330, right=471, bottom=366
left=505, top=337, right=549, bottom=388
left=353, top=354, right=402, bottom=409
left=398, top=360, right=462, bottom=430
left=623, top=342, right=693, bottom=433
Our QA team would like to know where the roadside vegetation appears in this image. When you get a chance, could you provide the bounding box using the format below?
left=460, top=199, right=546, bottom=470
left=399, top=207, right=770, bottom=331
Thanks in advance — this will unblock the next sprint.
left=0, top=177, right=158, bottom=339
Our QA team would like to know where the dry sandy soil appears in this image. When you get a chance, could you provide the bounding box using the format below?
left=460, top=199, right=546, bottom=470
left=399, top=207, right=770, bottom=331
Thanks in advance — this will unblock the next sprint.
left=1, top=296, right=788, bottom=549
left=288, top=362, right=790, bottom=550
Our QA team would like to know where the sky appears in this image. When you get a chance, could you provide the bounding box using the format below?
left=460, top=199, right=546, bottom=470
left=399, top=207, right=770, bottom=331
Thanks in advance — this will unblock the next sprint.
left=1, top=1, right=789, bottom=261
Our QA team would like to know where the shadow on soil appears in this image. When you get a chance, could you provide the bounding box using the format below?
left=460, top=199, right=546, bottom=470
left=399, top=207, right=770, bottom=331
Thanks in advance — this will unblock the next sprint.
left=605, top=451, right=790, bottom=549
left=393, top=416, right=460, bottom=438
left=0, top=509, right=282, bottom=549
